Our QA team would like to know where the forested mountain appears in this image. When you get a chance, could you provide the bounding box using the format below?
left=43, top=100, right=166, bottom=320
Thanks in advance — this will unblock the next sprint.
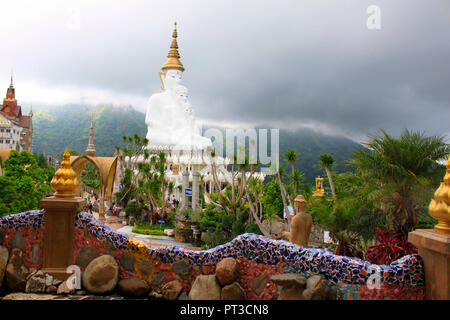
left=32, top=104, right=363, bottom=183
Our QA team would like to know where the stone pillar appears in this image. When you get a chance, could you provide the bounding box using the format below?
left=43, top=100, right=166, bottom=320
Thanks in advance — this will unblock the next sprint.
left=40, top=197, right=85, bottom=280
left=182, top=169, right=189, bottom=208
left=192, top=171, right=200, bottom=211
left=40, top=148, right=86, bottom=280
left=408, top=229, right=450, bottom=299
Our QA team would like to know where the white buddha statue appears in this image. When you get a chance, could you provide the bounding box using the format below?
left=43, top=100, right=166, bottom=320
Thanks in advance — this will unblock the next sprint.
left=145, top=22, right=211, bottom=151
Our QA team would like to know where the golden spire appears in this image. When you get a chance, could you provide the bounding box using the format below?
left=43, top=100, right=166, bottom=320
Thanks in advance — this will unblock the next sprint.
left=161, top=22, right=185, bottom=73
left=85, top=112, right=96, bottom=156
left=428, top=156, right=450, bottom=235
left=50, top=148, right=78, bottom=197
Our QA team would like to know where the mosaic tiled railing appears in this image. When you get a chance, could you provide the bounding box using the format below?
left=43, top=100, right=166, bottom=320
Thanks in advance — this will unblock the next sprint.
left=0, top=210, right=425, bottom=300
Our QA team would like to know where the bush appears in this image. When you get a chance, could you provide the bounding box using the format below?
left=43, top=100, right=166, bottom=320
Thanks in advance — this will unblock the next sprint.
left=189, top=209, right=202, bottom=224
left=180, top=206, right=193, bottom=218
left=245, top=223, right=262, bottom=235
left=232, top=220, right=245, bottom=236
left=125, top=200, right=142, bottom=218
left=365, top=228, right=418, bottom=264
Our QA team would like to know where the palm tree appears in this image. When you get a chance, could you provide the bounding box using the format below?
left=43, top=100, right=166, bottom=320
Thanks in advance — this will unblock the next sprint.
left=319, top=153, right=337, bottom=201
left=284, top=149, right=298, bottom=174
left=352, top=129, right=450, bottom=236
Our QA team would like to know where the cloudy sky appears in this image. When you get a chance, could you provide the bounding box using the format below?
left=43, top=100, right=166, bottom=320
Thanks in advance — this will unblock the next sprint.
left=0, top=0, right=449, bottom=142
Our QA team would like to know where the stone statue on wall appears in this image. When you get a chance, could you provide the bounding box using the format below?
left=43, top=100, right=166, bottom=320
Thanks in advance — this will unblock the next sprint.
left=282, top=195, right=313, bottom=247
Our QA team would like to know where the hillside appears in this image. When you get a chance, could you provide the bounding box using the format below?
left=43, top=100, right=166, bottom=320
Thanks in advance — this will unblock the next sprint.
left=32, top=104, right=363, bottom=183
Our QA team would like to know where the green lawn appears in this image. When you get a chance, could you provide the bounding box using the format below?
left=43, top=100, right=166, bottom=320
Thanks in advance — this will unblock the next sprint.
left=132, top=222, right=175, bottom=236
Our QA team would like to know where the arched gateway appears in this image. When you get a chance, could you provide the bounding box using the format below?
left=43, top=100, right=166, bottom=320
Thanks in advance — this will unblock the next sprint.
left=69, top=113, right=119, bottom=218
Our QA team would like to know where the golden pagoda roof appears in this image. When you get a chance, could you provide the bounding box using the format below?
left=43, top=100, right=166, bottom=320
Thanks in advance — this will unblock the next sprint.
left=161, top=22, right=185, bottom=73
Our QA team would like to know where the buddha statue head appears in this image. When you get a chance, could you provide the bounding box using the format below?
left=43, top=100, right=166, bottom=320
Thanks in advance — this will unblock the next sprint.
left=294, top=195, right=307, bottom=214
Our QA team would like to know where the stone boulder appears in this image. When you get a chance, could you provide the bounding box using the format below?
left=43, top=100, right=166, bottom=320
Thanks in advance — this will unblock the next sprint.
left=302, top=275, right=327, bottom=300
left=117, top=278, right=150, bottom=298
left=57, top=279, right=75, bottom=295
left=189, top=275, right=221, bottom=300
left=252, top=274, right=268, bottom=297
left=271, top=273, right=307, bottom=300
left=215, top=258, right=238, bottom=286
left=172, top=260, right=192, bottom=279
left=25, top=270, right=46, bottom=293
left=0, top=245, right=9, bottom=288
left=221, top=282, right=247, bottom=300
left=5, top=248, right=29, bottom=291
left=75, top=247, right=99, bottom=268
left=161, top=280, right=183, bottom=300
left=82, top=254, right=119, bottom=295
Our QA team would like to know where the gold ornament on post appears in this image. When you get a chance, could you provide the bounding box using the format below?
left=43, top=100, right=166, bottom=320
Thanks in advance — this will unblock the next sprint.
left=428, top=156, right=450, bottom=235
left=50, top=148, right=78, bottom=198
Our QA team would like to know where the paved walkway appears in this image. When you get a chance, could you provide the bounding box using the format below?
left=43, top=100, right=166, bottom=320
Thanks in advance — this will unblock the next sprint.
left=91, top=212, right=200, bottom=250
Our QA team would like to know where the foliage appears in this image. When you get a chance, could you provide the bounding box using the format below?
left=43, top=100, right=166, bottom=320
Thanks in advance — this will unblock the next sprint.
left=0, top=150, right=53, bottom=216
left=261, top=179, right=283, bottom=218
left=245, top=223, right=262, bottom=235
left=365, top=228, right=418, bottom=265
left=125, top=200, right=142, bottom=218
left=351, top=129, right=449, bottom=236
left=132, top=221, right=174, bottom=236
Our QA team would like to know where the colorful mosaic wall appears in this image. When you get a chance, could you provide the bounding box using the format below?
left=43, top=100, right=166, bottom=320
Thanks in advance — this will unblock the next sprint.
left=0, top=210, right=425, bottom=300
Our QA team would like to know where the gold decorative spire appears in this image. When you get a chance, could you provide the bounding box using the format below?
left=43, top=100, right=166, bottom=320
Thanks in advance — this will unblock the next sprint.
left=161, top=22, right=185, bottom=73
left=85, top=112, right=96, bottom=156
left=51, top=148, right=78, bottom=197
left=428, top=156, right=450, bottom=235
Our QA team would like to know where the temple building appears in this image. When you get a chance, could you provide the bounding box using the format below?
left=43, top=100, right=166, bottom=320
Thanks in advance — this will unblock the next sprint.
left=0, top=77, right=33, bottom=152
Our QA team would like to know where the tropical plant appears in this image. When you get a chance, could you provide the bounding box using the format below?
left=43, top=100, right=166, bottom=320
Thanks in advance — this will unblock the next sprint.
left=351, top=129, right=450, bottom=236
left=319, top=153, right=337, bottom=201
left=365, top=228, right=418, bottom=264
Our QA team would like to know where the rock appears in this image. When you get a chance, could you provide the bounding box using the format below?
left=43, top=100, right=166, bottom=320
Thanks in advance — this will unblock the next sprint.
left=46, top=285, right=57, bottom=294
left=52, top=278, right=63, bottom=286
left=11, top=231, right=26, bottom=251
left=215, top=258, right=238, bottom=286
left=29, top=243, right=41, bottom=265
left=82, top=254, right=119, bottom=295
left=278, top=288, right=304, bottom=300
left=119, top=252, right=134, bottom=271
left=0, top=245, right=9, bottom=288
left=117, top=278, right=150, bottom=298
left=189, top=275, right=221, bottom=300
left=57, top=280, right=75, bottom=295
left=324, top=285, right=338, bottom=300
left=75, top=247, right=99, bottom=268
left=221, top=282, right=247, bottom=300
left=161, top=280, right=183, bottom=300
left=172, top=260, right=192, bottom=279
left=104, top=240, right=116, bottom=257
left=270, top=273, right=306, bottom=289
left=164, top=229, right=175, bottom=237
left=302, top=275, right=327, bottom=300
left=5, top=248, right=29, bottom=291
left=135, top=260, right=153, bottom=282
left=0, top=228, right=6, bottom=245
left=252, top=274, right=268, bottom=297
left=178, top=292, right=189, bottom=300
left=149, top=271, right=166, bottom=287
left=45, top=274, right=54, bottom=287
left=148, top=291, right=163, bottom=300
left=25, top=273, right=46, bottom=293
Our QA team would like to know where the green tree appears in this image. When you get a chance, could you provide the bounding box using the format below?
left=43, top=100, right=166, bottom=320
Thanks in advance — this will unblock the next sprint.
left=319, top=153, right=337, bottom=201
left=351, top=129, right=449, bottom=236
left=1, top=150, right=53, bottom=216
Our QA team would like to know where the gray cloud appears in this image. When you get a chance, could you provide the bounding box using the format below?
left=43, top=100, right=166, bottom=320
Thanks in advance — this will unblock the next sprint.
left=1, top=0, right=449, bottom=142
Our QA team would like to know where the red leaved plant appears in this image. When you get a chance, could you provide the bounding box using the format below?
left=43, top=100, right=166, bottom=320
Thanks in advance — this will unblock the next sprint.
left=365, top=228, right=418, bottom=265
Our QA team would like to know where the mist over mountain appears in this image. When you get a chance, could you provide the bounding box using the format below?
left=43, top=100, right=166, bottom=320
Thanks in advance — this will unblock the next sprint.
left=32, top=104, right=363, bottom=183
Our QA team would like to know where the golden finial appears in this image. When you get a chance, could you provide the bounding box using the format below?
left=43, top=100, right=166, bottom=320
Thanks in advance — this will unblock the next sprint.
left=50, top=148, right=78, bottom=197
left=428, top=156, right=450, bottom=235
left=161, top=21, right=185, bottom=73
